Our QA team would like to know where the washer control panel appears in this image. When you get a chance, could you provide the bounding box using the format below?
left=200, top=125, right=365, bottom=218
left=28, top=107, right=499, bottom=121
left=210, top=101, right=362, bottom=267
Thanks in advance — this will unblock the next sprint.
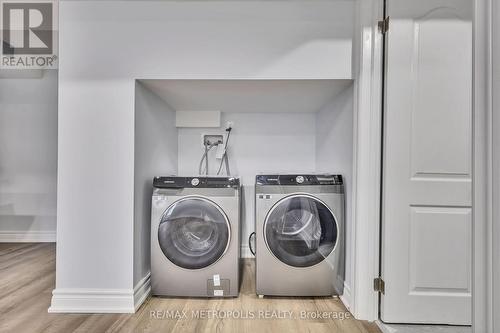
left=256, top=174, right=343, bottom=186
left=154, top=176, right=240, bottom=189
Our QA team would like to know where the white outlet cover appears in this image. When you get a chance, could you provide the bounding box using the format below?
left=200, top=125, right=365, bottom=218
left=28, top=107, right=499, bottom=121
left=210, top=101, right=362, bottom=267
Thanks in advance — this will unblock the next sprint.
left=201, top=133, right=223, bottom=147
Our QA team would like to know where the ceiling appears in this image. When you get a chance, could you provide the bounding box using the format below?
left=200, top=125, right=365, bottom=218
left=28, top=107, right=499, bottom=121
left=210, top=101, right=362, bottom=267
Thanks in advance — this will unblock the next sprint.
left=139, top=79, right=352, bottom=113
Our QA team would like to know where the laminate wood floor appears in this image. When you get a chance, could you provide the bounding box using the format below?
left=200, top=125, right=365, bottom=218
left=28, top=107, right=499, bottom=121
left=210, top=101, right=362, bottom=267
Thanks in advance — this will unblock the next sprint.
left=0, top=243, right=381, bottom=333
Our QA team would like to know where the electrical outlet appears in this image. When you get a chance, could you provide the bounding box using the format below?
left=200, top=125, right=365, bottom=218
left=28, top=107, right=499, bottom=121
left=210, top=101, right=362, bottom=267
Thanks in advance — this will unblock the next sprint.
left=202, top=134, right=223, bottom=147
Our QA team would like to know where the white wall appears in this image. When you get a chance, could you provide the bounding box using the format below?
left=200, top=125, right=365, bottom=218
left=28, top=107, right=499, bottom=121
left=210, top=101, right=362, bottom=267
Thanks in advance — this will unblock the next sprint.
left=178, top=112, right=316, bottom=255
left=315, top=85, right=354, bottom=306
left=53, top=0, right=354, bottom=312
left=0, top=70, right=58, bottom=242
left=134, top=82, right=177, bottom=286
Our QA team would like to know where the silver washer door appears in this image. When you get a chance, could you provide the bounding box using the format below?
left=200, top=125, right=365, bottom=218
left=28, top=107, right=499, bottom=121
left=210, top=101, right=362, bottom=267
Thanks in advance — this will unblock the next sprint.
left=158, top=197, right=230, bottom=270
left=264, top=194, right=338, bottom=268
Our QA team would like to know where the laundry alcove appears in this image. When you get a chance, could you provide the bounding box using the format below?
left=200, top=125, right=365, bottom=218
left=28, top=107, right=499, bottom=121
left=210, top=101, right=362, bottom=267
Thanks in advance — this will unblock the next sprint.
left=51, top=0, right=368, bottom=315
left=133, top=78, right=355, bottom=302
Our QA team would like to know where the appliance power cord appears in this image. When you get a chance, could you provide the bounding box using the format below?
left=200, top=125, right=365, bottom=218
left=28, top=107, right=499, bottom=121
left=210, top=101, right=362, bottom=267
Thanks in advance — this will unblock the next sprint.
left=248, top=232, right=256, bottom=256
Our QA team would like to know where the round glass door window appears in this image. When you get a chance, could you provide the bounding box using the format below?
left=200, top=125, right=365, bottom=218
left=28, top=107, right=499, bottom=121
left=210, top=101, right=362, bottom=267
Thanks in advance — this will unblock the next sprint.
left=158, top=197, right=230, bottom=270
left=264, top=195, right=338, bottom=267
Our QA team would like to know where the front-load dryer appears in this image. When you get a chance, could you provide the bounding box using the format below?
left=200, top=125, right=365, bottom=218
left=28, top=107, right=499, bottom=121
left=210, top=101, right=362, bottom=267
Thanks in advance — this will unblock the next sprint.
left=151, top=176, right=240, bottom=297
left=255, top=174, right=344, bottom=297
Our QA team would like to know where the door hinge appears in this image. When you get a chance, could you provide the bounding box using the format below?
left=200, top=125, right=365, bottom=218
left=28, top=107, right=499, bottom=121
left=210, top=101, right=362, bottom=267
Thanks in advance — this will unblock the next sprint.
left=374, top=277, right=385, bottom=294
left=378, top=16, right=390, bottom=34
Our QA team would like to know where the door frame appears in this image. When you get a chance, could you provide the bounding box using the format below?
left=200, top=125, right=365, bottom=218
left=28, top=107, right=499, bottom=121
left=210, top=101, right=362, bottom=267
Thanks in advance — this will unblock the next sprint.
left=349, top=0, right=384, bottom=321
left=350, top=0, right=495, bottom=330
left=492, top=2, right=500, bottom=331
left=473, top=0, right=495, bottom=332
left=472, top=0, right=496, bottom=331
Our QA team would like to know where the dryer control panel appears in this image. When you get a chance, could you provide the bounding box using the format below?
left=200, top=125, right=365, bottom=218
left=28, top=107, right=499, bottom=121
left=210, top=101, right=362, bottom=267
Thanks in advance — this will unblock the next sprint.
left=153, top=176, right=240, bottom=189
left=256, top=174, right=343, bottom=186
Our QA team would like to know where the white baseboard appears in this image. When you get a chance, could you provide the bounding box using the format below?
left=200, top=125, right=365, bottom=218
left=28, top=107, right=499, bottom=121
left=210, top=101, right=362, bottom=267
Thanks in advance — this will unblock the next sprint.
left=0, top=230, right=56, bottom=242
left=375, top=321, right=391, bottom=333
left=48, top=288, right=136, bottom=313
left=240, top=245, right=254, bottom=259
left=48, top=273, right=151, bottom=314
left=375, top=321, right=472, bottom=333
left=134, top=272, right=151, bottom=311
left=340, top=282, right=352, bottom=313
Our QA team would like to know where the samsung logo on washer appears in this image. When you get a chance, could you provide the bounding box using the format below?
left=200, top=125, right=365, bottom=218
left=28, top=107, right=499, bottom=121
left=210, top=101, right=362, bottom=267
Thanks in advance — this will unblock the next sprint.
left=1, top=0, right=58, bottom=69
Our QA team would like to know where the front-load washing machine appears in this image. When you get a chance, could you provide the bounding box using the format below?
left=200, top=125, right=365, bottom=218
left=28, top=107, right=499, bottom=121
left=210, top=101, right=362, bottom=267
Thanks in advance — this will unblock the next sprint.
left=255, top=174, right=344, bottom=297
left=151, top=176, right=240, bottom=297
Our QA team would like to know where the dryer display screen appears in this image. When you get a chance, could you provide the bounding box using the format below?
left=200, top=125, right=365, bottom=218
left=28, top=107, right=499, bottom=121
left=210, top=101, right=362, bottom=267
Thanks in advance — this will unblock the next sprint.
left=264, top=195, right=338, bottom=267
left=158, top=197, right=230, bottom=270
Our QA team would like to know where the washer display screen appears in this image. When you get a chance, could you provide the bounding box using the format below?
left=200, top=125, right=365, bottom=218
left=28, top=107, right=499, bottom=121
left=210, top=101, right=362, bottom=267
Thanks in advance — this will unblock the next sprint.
left=264, top=195, right=338, bottom=267
left=158, top=197, right=230, bottom=269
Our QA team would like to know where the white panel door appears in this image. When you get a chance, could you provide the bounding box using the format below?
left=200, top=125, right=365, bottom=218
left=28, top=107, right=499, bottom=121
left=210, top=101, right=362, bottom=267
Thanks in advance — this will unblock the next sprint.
left=381, top=0, right=472, bottom=325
